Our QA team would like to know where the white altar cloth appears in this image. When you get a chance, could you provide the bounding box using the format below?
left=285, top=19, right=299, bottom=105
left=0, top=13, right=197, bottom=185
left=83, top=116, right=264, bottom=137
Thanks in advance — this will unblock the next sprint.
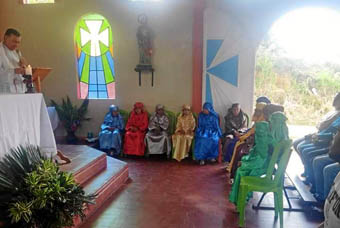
left=0, top=94, right=57, bottom=158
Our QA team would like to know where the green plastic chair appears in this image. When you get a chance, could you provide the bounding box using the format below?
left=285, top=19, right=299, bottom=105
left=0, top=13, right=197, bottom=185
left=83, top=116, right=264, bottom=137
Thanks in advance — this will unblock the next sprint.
left=165, top=110, right=176, bottom=135
left=237, top=139, right=293, bottom=228
left=244, top=112, right=250, bottom=128
left=119, top=109, right=130, bottom=124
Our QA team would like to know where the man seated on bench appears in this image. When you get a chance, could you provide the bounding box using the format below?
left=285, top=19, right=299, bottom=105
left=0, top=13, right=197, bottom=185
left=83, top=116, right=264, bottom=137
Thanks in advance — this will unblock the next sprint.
left=299, top=116, right=340, bottom=186
left=312, top=129, right=340, bottom=202
left=294, top=93, right=340, bottom=159
left=223, top=103, right=247, bottom=162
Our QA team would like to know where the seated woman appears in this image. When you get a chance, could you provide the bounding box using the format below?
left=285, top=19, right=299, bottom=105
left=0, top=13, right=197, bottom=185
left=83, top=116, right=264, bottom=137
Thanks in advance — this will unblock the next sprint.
left=145, top=104, right=171, bottom=157
left=124, top=102, right=149, bottom=156
left=228, top=102, right=267, bottom=178
left=194, top=102, right=222, bottom=165
left=229, top=112, right=289, bottom=206
left=172, top=105, right=196, bottom=162
left=99, top=105, right=125, bottom=156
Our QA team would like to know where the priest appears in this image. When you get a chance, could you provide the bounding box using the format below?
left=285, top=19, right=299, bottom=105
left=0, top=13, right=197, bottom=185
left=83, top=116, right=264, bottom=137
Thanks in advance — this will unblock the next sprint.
left=0, top=28, right=27, bottom=93
left=0, top=28, right=70, bottom=164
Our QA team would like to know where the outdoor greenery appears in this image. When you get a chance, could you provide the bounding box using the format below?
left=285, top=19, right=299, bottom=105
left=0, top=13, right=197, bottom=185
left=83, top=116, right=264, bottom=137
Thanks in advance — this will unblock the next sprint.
left=255, top=35, right=340, bottom=125
left=0, top=146, right=96, bottom=228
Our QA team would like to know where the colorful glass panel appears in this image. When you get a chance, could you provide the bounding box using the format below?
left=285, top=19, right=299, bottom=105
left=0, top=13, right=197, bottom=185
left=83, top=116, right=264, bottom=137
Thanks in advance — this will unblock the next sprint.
left=23, top=0, right=54, bottom=3
left=75, top=14, right=115, bottom=99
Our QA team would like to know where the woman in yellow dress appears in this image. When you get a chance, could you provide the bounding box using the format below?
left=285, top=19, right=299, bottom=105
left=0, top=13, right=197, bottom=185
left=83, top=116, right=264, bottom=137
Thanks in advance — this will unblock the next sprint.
left=172, top=105, right=196, bottom=162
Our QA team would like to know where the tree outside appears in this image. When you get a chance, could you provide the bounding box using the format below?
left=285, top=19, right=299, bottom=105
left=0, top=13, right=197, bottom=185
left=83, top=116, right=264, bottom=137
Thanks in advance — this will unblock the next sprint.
left=254, top=8, right=340, bottom=126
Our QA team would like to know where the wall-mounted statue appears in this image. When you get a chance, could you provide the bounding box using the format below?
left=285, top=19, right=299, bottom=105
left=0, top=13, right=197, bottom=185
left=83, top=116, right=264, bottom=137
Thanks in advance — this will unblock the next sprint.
left=136, top=14, right=153, bottom=65
left=135, top=14, right=155, bottom=87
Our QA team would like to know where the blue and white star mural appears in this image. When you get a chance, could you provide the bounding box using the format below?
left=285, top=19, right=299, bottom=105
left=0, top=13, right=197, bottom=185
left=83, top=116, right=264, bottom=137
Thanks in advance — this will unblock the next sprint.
left=205, top=39, right=239, bottom=104
left=202, top=8, right=256, bottom=126
left=203, top=38, right=240, bottom=117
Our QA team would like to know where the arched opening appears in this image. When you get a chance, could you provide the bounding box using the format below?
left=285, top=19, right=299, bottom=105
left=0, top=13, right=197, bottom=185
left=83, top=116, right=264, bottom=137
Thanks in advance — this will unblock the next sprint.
left=255, top=7, right=340, bottom=127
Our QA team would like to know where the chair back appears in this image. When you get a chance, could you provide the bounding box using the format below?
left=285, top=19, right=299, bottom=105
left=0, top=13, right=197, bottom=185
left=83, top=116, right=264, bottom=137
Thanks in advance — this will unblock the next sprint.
left=273, top=139, right=293, bottom=185
left=119, top=109, right=130, bottom=124
left=264, top=139, right=292, bottom=182
left=244, top=112, right=250, bottom=128
left=165, top=110, right=176, bottom=135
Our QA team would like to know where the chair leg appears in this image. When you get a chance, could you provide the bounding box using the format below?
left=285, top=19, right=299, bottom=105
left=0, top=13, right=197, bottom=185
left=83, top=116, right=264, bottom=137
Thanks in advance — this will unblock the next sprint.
left=277, top=190, right=284, bottom=228
left=238, top=185, right=248, bottom=227
left=273, top=192, right=279, bottom=219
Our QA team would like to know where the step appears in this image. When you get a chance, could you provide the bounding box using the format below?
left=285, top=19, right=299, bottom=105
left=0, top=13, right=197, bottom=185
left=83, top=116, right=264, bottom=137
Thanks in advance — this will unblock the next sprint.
left=72, top=156, right=129, bottom=228
left=58, top=145, right=107, bottom=186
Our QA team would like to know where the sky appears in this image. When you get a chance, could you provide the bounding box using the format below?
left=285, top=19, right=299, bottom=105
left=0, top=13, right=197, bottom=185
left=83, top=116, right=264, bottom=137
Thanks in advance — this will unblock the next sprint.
left=269, top=8, right=340, bottom=64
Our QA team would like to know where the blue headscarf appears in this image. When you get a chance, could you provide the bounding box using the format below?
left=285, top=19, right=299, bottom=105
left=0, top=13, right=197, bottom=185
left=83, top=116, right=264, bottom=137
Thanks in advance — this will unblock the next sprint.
left=102, top=105, right=124, bottom=131
left=203, top=102, right=219, bottom=119
left=256, top=96, right=271, bottom=104
left=109, top=105, right=119, bottom=113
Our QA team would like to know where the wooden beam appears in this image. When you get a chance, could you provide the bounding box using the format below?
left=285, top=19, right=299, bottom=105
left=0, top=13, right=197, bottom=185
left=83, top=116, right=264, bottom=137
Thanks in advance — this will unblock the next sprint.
left=192, top=0, right=205, bottom=113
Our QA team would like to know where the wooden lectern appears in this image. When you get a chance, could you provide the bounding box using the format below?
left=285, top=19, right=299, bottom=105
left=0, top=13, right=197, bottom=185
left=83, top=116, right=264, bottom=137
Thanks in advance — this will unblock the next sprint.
left=32, top=68, right=52, bottom=93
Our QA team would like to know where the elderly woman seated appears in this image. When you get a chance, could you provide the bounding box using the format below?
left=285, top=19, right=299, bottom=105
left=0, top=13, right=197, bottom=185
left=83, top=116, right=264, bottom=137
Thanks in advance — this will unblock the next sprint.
left=145, top=104, right=171, bottom=157
left=99, top=105, right=125, bottom=156
left=124, top=102, right=149, bottom=156
left=172, top=105, right=196, bottom=162
left=194, top=102, right=222, bottom=165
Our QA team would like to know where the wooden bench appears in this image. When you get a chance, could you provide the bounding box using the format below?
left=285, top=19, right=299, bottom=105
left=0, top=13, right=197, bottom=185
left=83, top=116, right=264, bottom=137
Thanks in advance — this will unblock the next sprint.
left=285, top=169, right=318, bottom=204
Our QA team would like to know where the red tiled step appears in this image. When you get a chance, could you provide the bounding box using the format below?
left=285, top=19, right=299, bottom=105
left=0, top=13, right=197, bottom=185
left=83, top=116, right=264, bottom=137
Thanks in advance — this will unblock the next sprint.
left=71, top=156, right=129, bottom=228
left=58, top=145, right=107, bottom=186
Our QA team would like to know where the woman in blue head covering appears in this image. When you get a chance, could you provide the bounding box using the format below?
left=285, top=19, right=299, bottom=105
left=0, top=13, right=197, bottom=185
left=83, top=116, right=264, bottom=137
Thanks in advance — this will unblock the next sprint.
left=99, top=105, right=125, bottom=156
left=194, top=102, right=222, bottom=165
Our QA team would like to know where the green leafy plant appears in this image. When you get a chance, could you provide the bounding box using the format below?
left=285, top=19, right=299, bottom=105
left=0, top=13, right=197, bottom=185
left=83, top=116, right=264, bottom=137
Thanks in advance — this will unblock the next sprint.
left=0, top=145, right=96, bottom=228
left=50, top=96, right=90, bottom=143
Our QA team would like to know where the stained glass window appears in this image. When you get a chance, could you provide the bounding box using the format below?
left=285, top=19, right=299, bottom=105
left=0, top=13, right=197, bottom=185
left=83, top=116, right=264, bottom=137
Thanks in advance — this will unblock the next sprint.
left=23, top=0, right=54, bottom=4
left=74, top=14, right=115, bottom=99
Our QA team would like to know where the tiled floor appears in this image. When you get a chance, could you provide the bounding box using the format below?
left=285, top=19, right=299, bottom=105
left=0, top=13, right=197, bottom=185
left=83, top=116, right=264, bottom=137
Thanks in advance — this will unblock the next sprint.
left=81, top=155, right=323, bottom=228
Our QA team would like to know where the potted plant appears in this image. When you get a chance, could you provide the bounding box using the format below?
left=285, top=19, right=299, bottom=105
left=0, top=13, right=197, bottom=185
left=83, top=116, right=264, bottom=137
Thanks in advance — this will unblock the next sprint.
left=50, top=96, right=90, bottom=144
left=0, top=145, right=96, bottom=228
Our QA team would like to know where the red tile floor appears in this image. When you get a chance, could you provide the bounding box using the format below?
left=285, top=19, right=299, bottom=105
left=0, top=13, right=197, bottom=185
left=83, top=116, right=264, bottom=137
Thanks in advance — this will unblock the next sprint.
left=82, top=156, right=323, bottom=228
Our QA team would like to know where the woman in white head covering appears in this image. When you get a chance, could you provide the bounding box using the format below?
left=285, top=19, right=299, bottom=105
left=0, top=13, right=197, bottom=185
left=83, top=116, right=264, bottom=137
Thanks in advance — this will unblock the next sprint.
left=145, top=104, right=171, bottom=156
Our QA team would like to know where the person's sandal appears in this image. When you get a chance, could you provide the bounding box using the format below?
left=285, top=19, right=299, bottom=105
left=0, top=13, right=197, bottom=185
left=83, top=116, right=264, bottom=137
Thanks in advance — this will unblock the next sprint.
left=57, top=150, right=71, bottom=164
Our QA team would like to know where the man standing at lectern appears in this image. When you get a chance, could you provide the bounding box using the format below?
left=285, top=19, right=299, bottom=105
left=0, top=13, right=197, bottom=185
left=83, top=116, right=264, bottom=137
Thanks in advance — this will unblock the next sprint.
left=0, top=28, right=71, bottom=164
left=0, top=28, right=27, bottom=93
